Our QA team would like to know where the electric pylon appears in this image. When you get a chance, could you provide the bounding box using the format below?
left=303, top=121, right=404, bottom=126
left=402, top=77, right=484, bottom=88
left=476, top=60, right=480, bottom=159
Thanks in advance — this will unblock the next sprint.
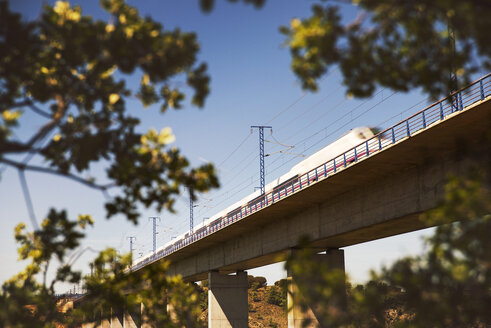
left=148, top=216, right=160, bottom=254
left=251, top=126, right=272, bottom=195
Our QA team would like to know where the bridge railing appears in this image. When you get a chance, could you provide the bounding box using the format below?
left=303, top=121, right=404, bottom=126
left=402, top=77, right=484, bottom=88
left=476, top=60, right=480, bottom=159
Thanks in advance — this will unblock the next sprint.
left=261, top=73, right=491, bottom=206
left=132, top=73, right=490, bottom=271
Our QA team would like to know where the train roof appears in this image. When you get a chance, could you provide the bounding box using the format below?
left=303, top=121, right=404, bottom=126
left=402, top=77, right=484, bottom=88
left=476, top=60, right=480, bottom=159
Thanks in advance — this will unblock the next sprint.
left=133, top=126, right=377, bottom=268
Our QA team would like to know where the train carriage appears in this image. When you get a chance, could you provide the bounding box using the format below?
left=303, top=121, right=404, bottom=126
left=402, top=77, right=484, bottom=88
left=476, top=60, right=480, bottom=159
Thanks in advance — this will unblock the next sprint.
left=131, top=127, right=380, bottom=270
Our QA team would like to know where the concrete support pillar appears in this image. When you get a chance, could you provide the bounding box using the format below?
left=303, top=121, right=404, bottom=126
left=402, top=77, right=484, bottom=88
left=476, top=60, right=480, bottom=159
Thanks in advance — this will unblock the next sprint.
left=81, top=309, right=110, bottom=328
left=166, top=302, right=178, bottom=323
left=141, top=303, right=152, bottom=328
left=111, top=307, right=124, bottom=328
left=123, top=304, right=142, bottom=328
left=287, top=249, right=345, bottom=328
left=208, top=270, right=249, bottom=328
left=100, top=316, right=110, bottom=328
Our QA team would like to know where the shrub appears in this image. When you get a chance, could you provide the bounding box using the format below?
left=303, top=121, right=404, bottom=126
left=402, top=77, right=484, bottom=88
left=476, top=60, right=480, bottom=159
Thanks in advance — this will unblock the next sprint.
left=248, top=275, right=267, bottom=290
left=251, top=291, right=261, bottom=302
left=266, top=285, right=286, bottom=308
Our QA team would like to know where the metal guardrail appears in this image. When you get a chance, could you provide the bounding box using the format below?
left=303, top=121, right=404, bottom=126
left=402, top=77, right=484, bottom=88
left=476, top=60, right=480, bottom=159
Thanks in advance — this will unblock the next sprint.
left=133, top=73, right=490, bottom=270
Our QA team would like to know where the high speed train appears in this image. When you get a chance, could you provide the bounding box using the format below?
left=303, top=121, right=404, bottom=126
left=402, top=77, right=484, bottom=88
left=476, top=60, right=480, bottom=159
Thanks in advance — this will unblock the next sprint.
left=132, top=127, right=379, bottom=270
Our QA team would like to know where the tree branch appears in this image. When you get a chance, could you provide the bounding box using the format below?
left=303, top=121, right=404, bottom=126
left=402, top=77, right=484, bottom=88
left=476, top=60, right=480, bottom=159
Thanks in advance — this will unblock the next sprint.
left=24, top=95, right=67, bottom=150
left=25, top=99, right=52, bottom=119
left=18, top=169, right=40, bottom=230
left=43, top=260, right=50, bottom=288
left=0, top=97, right=66, bottom=155
left=0, top=141, right=35, bottom=154
left=2, top=157, right=115, bottom=191
left=68, top=246, right=100, bottom=266
left=3, top=99, right=52, bottom=118
left=4, top=100, right=30, bottom=109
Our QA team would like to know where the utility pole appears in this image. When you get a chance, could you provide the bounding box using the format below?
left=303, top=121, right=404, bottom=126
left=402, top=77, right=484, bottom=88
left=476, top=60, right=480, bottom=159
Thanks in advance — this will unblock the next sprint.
left=127, top=236, right=136, bottom=253
left=447, top=19, right=460, bottom=112
left=448, top=21, right=457, bottom=92
left=148, top=216, right=160, bottom=254
left=127, top=236, right=136, bottom=264
left=190, top=197, right=194, bottom=234
left=189, top=193, right=202, bottom=234
left=251, top=126, right=272, bottom=195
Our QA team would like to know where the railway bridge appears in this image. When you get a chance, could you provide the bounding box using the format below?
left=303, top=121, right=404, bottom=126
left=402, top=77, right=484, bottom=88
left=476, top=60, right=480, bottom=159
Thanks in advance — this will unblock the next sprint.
left=83, top=74, right=491, bottom=328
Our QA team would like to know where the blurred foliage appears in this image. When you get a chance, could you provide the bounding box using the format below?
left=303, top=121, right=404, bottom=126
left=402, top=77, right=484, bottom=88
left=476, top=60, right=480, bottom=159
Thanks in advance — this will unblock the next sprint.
left=285, top=164, right=491, bottom=327
left=72, top=250, right=204, bottom=327
left=0, top=0, right=219, bottom=224
left=1, top=0, right=218, bottom=325
left=286, top=245, right=349, bottom=327
left=2, top=0, right=490, bottom=326
left=0, top=209, right=205, bottom=327
left=199, top=0, right=265, bottom=12
left=376, top=167, right=491, bottom=327
left=280, top=0, right=491, bottom=99
left=195, top=282, right=208, bottom=311
left=0, top=209, right=93, bottom=327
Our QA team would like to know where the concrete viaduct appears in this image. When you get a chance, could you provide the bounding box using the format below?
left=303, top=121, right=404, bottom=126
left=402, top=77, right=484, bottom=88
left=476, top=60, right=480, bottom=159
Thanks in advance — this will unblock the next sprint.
left=82, top=80, right=490, bottom=327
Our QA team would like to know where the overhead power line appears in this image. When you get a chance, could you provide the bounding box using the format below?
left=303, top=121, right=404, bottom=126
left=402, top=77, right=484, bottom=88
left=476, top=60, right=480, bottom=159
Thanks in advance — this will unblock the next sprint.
left=268, top=88, right=389, bottom=170
left=276, top=84, right=343, bottom=133
left=265, top=66, right=338, bottom=125
left=217, top=132, right=252, bottom=168
left=267, top=91, right=399, bottom=177
left=265, top=92, right=309, bottom=125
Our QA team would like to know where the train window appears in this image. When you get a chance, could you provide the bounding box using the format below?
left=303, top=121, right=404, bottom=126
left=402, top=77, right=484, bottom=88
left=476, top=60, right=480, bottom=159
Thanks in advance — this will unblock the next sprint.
left=210, top=218, right=222, bottom=230
left=227, top=207, right=240, bottom=220
left=273, top=175, right=298, bottom=194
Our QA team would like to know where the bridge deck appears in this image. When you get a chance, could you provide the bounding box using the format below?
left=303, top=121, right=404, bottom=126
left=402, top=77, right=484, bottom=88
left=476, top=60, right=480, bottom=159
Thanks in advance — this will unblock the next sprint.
left=133, top=76, right=491, bottom=281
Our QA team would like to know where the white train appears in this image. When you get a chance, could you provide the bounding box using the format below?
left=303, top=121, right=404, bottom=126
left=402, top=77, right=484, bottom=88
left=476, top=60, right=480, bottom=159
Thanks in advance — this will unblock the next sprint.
left=132, top=127, right=379, bottom=270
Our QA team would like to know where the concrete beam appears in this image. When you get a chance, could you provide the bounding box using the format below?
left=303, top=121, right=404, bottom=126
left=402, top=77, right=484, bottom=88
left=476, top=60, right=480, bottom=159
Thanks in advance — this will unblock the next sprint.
left=208, top=271, right=249, bottom=328
left=149, top=98, right=490, bottom=281
left=287, top=250, right=345, bottom=328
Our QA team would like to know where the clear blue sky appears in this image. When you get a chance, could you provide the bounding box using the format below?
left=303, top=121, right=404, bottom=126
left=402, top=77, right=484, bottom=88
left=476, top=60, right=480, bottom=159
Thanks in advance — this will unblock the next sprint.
left=1, top=0, right=440, bottom=291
